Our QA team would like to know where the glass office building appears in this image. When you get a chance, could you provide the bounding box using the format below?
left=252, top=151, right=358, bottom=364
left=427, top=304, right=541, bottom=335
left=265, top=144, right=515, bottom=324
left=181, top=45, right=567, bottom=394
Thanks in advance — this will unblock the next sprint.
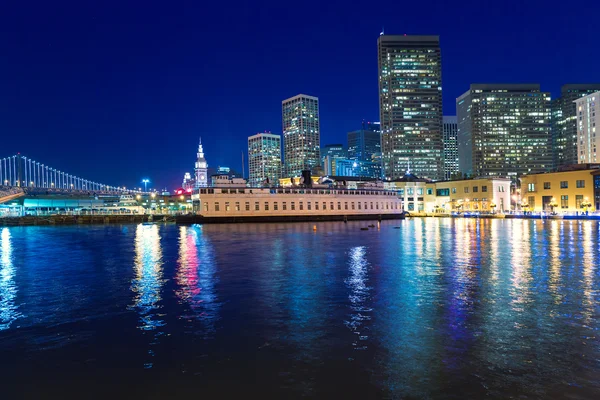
left=378, top=35, right=443, bottom=180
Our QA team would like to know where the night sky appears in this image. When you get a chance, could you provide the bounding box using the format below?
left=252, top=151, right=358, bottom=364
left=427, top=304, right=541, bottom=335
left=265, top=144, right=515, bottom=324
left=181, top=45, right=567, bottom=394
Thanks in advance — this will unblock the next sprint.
left=1, top=0, right=598, bottom=190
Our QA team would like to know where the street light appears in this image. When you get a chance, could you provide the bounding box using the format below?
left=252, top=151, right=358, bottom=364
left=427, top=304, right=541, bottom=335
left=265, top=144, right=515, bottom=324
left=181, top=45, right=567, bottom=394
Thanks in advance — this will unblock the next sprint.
left=142, top=179, right=149, bottom=192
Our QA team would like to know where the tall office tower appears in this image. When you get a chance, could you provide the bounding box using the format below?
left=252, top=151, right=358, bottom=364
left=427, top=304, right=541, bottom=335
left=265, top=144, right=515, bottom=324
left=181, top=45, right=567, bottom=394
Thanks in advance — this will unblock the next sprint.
left=347, top=121, right=381, bottom=161
left=552, top=84, right=600, bottom=167
left=442, top=116, right=459, bottom=180
left=248, top=132, right=282, bottom=187
left=194, top=137, right=208, bottom=188
left=282, top=94, right=320, bottom=177
left=574, top=91, right=600, bottom=164
left=378, top=35, right=443, bottom=180
left=457, top=84, right=552, bottom=178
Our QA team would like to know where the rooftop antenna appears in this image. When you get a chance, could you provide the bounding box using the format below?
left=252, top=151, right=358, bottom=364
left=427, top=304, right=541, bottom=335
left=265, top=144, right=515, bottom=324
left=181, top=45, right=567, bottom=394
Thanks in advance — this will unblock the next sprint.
left=380, top=27, right=384, bottom=36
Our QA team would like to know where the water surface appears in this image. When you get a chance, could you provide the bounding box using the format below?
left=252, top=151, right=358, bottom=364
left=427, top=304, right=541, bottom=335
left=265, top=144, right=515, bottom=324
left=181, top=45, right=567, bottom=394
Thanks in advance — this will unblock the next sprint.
left=1, top=219, right=599, bottom=399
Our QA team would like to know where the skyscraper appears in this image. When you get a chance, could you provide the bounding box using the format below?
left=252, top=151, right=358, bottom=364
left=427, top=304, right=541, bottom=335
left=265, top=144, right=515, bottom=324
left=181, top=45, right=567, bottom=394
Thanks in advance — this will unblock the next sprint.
left=347, top=121, right=381, bottom=162
left=282, top=94, right=320, bottom=177
left=378, top=35, right=443, bottom=180
left=457, top=84, right=552, bottom=178
left=248, top=132, right=282, bottom=187
left=442, top=116, right=458, bottom=180
left=552, top=84, right=600, bottom=167
left=574, top=91, right=600, bottom=164
left=194, top=137, right=208, bottom=188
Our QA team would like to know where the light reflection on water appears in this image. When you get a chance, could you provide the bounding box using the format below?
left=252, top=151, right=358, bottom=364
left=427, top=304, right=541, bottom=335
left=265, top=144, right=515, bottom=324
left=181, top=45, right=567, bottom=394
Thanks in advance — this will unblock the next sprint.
left=175, top=225, right=219, bottom=338
left=129, top=224, right=165, bottom=368
left=0, top=219, right=599, bottom=398
left=344, top=246, right=371, bottom=351
left=0, top=228, right=22, bottom=330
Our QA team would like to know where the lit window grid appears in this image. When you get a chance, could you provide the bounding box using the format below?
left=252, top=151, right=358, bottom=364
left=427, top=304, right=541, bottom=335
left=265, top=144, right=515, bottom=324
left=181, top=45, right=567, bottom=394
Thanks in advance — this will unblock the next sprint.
left=282, top=95, right=320, bottom=177
left=248, top=134, right=282, bottom=187
left=378, top=37, right=444, bottom=180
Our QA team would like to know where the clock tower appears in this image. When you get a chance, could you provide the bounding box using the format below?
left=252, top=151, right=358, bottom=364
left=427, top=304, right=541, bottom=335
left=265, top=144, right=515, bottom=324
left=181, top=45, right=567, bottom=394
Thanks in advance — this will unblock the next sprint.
left=194, top=137, right=208, bottom=188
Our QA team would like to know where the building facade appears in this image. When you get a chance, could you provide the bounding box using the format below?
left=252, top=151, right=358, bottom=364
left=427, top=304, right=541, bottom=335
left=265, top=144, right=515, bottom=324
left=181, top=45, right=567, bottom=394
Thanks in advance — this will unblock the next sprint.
left=384, top=175, right=511, bottom=213
left=378, top=35, right=443, bottom=181
left=321, top=144, right=346, bottom=176
left=457, top=84, right=552, bottom=179
left=194, top=137, right=208, bottom=188
left=520, top=165, right=599, bottom=212
left=442, top=116, right=459, bottom=180
left=331, top=158, right=382, bottom=178
left=248, top=132, right=282, bottom=187
left=282, top=94, right=320, bottom=177
left=551, top=84, right=600, bottom=168
left=347, top=121, right=381, bottom=162
left=574, top=91, right=600, bottom=164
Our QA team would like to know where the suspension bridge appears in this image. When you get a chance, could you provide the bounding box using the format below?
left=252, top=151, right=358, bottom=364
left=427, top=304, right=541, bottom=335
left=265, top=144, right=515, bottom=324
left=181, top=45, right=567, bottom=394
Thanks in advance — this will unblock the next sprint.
left=0, top=154, right=145, bottom=204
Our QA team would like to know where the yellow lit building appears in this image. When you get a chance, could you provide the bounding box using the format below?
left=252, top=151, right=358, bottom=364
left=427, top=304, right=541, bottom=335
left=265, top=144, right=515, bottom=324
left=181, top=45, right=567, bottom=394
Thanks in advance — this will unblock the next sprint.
left=384, top=175, right=511, bottom=213
left=520, top=165, right=599, bottom=212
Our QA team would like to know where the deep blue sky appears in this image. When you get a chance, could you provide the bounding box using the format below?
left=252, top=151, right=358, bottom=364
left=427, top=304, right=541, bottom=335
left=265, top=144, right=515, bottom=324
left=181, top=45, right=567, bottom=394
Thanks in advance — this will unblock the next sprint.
left=1, top=0, right=598, bottom=189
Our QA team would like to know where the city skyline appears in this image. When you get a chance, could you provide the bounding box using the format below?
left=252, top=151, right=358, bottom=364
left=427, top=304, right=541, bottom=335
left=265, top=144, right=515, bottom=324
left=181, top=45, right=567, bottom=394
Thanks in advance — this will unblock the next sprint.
left=1, top=1, right=599, bottom=188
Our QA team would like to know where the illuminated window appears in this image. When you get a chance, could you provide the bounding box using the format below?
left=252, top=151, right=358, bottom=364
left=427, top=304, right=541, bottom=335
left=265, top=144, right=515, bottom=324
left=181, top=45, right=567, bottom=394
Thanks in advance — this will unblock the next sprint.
left=235, top=202, right=240, bottom=211
left=576, top=195, right=583, bottom=208
left=528, top=183, right=535, bottom=192
left=225, top=202, right=230, bottom=211
left=561, top=195, right=568, bottom=208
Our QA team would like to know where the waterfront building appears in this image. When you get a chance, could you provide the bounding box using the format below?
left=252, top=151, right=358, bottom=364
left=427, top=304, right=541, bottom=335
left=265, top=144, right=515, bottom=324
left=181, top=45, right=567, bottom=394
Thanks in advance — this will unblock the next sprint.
left=321, top=144, right=346, bottom=176
left=378, top=35, right=443, bottom=181
left=194, top=137, right=208, bottom=188
left=457, top=84, right=552, bottom=179
left=574, top=91, right=600, bottom=164
left=282, top=94, right=320, bottom=177
left=520, top=164, right=600, bottom=212
left=347, top=121, right=381, bottom=162
left=384, top=174, right=511, bottom=213
left=443, top=116, right=459, bottom=180
left=248, top=132, right=282, bottom=187
left=552, top=84, right=600, bottom=167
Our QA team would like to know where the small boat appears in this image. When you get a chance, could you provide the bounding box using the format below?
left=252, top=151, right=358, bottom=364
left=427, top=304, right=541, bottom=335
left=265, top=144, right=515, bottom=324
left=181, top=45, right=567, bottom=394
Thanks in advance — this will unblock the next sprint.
left=360, top=227, right=369, bottom=231
left=367, top=224, right=375, bottom=228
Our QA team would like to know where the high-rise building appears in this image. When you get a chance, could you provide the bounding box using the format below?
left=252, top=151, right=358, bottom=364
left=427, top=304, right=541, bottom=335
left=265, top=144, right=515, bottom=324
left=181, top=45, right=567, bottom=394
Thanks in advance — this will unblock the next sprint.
left=282, top=94, right=320, bottom=177
left=248, top=132, right=282, bottom=187
left=348, top=121, right=381, bottom=162
left=574, top=91, right=600, bottom=164
left=378, top=35, right=443, bottom=180
left=442, top=116, right=459, bottom=180
left=552, top=84, right=600, bottom=167
left=194, top=137, right=208, bottom=188
left=457, top=84, right=552, bottom=178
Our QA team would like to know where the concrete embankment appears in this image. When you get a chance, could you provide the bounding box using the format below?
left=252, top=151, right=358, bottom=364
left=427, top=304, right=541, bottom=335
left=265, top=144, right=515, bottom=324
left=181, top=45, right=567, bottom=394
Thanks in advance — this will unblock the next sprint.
left=0, top=213, right=405, bottom=226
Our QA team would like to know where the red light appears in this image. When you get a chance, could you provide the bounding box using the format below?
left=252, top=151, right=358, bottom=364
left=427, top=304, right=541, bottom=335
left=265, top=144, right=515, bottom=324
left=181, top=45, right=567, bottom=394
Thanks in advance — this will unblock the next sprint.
left=186, top=188, right=192, bottom=193
left=177, top=190, right=183, bottom=195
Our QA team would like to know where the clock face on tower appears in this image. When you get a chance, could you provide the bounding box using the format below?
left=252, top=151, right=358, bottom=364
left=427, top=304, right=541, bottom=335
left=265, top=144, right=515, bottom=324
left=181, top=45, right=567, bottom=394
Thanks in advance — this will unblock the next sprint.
left=200, top=174, right=205, bottom=180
